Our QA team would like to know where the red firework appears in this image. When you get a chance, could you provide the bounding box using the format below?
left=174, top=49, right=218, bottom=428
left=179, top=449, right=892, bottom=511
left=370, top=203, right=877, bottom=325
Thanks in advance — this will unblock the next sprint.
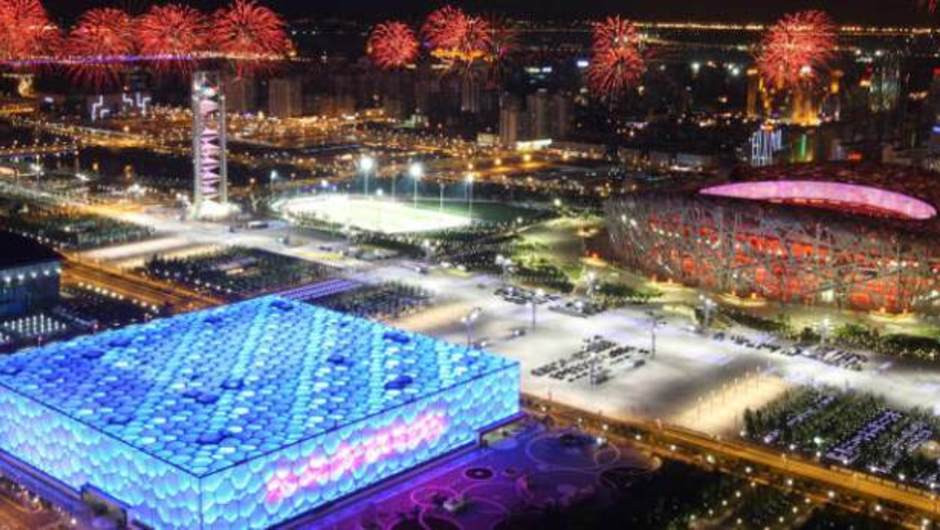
left=367, top=21, right=419, bottom=70
left=587, top=16, right=645, bottom=99
left=0, top=0, right=58, bottom=62
left=136, top=4, right=207, bottom=75
left=422, top=5, right=491, bottom=67
left=210, top=0, right=293, bottom=76
left=65, top=7, right=136, bottom=89
left=756, top=10, right=836, bottom=90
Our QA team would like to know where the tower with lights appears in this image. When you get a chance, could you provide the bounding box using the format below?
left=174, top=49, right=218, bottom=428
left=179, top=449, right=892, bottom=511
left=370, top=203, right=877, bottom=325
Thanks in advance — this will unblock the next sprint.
left=192, top=71, right=228, bottom=217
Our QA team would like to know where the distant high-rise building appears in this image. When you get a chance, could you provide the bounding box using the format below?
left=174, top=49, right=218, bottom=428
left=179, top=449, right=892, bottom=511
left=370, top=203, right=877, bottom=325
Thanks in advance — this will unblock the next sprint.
left=460, top=77, right=481, bottom=114
left=223, top=75, right=257, bottom=114
left=499, top=94, right=524, bottom=147
left=551, top=93, right=572, bottom=139
left=526, top=89, right=573, bottom=140
left=928, top=68, right=940, bottom=156
left=789, top=85, right=820, bottom=126
left=413, top=64, right=434, bottom=114
left=527, top=89, right=551, bottom=139
left=868, top=57, right=900, bottom=113
left=750, top=124, right=783, bottom=167
left=500, top=90, right=572, bottom=147
left=268, top=77, right=304, bottom=118
left=310, top=94, right=355, bottom=117
left=746, top=68, right=762, bottom=119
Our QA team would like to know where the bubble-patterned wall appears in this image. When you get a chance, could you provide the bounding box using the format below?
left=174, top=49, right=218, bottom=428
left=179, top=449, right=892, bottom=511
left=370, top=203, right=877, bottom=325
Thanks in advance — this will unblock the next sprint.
left=0, top=296, right=520, bottom=529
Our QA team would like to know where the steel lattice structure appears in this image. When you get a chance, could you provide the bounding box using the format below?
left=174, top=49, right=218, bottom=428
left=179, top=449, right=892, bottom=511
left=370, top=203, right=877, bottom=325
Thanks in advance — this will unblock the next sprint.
left=607, top=190, right=940, bottom=314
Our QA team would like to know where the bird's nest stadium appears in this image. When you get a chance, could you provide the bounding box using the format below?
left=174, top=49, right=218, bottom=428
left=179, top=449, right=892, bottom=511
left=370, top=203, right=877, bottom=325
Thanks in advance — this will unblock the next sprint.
left=606, top=163, right=940, bottom=314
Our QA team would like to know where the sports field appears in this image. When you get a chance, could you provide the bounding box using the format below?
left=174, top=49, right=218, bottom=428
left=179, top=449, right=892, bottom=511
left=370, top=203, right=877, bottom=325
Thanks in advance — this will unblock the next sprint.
left=277, top=195, right=472, bottom=234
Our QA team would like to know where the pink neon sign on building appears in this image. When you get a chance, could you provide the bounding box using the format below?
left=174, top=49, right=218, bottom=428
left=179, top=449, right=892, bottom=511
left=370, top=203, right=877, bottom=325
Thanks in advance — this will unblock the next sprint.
left=265, top=410, right=448, bottom=504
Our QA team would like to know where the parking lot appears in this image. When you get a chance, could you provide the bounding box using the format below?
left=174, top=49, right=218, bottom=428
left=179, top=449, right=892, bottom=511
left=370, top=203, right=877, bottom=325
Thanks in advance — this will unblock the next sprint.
left=367, top=263, right=940, bottom=436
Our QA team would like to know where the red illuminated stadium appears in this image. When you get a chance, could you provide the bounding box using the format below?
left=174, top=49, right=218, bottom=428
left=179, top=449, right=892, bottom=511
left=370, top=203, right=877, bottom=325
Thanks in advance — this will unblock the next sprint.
left=606, top=163, right=940, bottom=314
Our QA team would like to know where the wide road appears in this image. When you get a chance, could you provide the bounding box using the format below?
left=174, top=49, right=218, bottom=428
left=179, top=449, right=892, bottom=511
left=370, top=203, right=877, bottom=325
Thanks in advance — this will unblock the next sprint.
left=0, top=493, right=61, bottom=530
left=525, top=394, right=940, bottom=521
left=62, top=256, right=223, bottom=313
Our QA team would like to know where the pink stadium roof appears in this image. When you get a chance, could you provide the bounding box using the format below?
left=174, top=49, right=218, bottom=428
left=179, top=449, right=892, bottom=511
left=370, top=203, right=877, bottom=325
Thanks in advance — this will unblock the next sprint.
left=700, top=180, right=938, bottom=221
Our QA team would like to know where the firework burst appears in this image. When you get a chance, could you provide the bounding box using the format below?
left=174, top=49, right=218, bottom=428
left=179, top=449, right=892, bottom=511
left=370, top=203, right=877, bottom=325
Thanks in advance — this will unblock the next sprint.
left=0, top=0, right=58, bottom=62
left=136, top=4, right=207, bottom=75
left=587, top=16, right=645, bottom=99
left=65, top=7, right=136, bottom=89
left=367, top=21, right=419, bottom=70
left=756, top=10, right=836, bottom=90
left=210, top=0, right=293, bottom=76
left=422, top=5, right=491, bottom=70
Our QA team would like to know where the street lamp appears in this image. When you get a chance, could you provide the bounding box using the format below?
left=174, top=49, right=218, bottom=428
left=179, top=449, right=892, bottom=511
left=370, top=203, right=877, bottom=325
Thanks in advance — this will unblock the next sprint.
left=466, top=172, right=475, bottom=222
left=648, top=311, right=664, bottom=359
left=461, top=307, right=483, bottom=347
left=699, top=294, right=717, bottom=331
left=269, top=169, right=278, bottom=193
left=819, top=317, right=833, bottom=345
left=409, top=161, right=423, bottom=208
left=530, top=288, right=545, bottom=329
left=495, top=254, right=513, bottom=287
left=358, top=155, right=375, bottom=197
left=586, top=271, right=598, bottom=301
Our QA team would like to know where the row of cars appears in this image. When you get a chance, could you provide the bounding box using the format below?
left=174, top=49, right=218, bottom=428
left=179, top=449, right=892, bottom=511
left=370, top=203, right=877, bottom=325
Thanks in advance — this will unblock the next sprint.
left=712, top=332, right=868, bottom=372
left=495, top=285, right=558, bottom=306
left=530, top=336, right=648, bottom=385
left=780, top=345, right=868, bottom=371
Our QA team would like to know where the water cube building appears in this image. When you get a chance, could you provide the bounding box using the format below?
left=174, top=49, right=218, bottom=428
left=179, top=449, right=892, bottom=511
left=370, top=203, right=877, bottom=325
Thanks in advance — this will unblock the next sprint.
left=0, top=296, right=520, bottom=529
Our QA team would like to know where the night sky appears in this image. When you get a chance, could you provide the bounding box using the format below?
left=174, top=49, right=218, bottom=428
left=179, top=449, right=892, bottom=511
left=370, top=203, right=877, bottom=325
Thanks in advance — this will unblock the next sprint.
left=41, top=0, right=929, bottom=25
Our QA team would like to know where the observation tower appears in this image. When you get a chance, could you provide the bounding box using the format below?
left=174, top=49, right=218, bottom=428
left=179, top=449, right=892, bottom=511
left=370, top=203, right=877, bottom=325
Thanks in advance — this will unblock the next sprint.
left=191, top=71, right=229, bottom=219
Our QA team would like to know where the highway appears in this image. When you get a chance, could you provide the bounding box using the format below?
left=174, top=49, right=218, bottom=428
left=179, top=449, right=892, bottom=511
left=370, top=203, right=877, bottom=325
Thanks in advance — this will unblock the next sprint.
left=62, top=256, right=223, bottom=314
left=524, top=394, right=940, bottom=525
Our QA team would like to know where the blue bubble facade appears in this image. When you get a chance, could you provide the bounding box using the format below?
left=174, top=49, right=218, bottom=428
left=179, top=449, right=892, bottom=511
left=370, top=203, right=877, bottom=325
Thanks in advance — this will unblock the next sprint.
left=0, top=296, right=520, bottom=529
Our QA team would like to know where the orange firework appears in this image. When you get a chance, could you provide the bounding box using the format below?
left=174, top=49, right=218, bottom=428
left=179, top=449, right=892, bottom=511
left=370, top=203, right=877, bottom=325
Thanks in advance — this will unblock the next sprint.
left=65, top=7, right=136, bottom=89
left=422, top=5, right=492, bottom=69
left=210, top=0, right=293, bottom=76
left=136, top=4, right=207, bottom=75
left=587, top=16, right=645, bottom=99
left=0, top=0, right=58, bottom=62
left=367, top=21, right=419, bottom=70
left=756, top=10, right=836, bottom=90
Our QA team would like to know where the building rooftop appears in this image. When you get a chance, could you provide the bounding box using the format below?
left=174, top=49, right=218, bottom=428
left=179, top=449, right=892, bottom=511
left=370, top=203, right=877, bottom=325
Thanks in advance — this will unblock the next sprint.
left=0, top=231, right=60, bottom=269
left=0, top=296, right=517, bottom=477
left=700, top=180, right=937, bottom=221
left=661, top=162, right=940, bottom=234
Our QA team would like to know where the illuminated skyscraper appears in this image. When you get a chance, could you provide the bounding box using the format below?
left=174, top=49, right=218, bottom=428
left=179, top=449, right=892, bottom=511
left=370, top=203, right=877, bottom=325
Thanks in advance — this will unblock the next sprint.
left=192, top=71, right=228, bottom=217
left=746, top=68, right=762, bottom=119
left=750, top=123, right=783, bottom=167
